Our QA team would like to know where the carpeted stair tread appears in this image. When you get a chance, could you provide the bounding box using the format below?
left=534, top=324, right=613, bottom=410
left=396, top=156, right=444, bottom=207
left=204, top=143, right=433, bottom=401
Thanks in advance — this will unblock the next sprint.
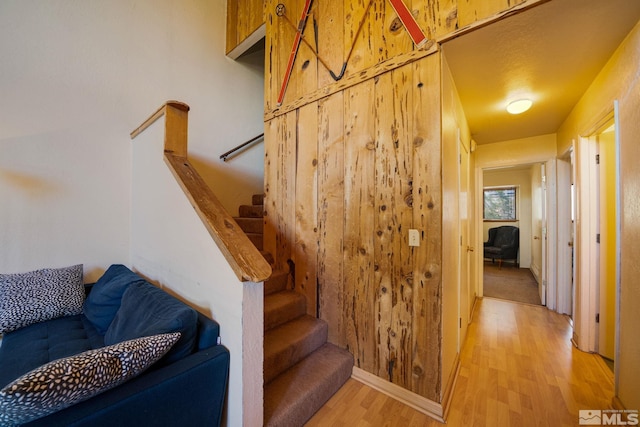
left=239, top=204, right=264, bottom=218
left=232, top=195, right=352, bottom=427
left=260, top=251, right=275, bottom=265
left=252, top=194, right=265, bottom=206
left=246, top=232, right=263, bottom=250
left=234, top=217, right=263, bottom=234
left=264, top=315, right=328, bottom=384
left=264, top=343, right=354, bottom=427
left=264, top=291, right=306, bottom=331
left=264, top=270, right=288, bottom=295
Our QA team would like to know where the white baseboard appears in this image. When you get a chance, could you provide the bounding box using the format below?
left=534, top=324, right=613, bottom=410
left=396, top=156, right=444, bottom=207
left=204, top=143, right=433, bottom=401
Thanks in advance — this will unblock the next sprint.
left=441, top=353, right=461, bottom=419
left=351, top=367, right=445, bottom=423
left=530, top=263, right=541, bottom=283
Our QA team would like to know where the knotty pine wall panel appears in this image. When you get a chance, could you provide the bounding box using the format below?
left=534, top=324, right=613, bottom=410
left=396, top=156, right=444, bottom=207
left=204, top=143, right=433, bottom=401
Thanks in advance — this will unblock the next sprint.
left=264, top=110, right=297, bottom=279
left=263, top=114, right=280, bottom=263
left=317, top=93, right=346, bottom=346
left=294, top=102, right=319, bottom=315
left=264, top=53, right=443, bottom=401
left=457, top=0, right=527, bottom=29
left=409, top=53, right=442, bottom=399
left=265, top=0, right=461, bottom=108
left=343, top=78, right=377, bottom=374
left=373, top=68, right=415, bottom=385
left=316, top=0, right=345, bottom=88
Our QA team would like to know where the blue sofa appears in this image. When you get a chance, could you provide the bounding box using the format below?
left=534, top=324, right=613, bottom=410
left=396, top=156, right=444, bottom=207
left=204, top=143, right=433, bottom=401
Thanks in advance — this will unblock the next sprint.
left=0, top=265, right=230, bottom=426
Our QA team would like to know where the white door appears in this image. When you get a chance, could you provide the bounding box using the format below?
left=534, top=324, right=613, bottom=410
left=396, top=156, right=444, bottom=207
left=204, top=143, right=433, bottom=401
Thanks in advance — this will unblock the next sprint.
left=597, top=121, right=616, bottom=361
left=540, top=164, right=547, bottom=306
left=531, top=164, right=544, bottom=285
left=557, top=158, right=573, bottom=315
left=545, top=159, right=558, bottom=310
left=459, top=137, right=470, bottom=349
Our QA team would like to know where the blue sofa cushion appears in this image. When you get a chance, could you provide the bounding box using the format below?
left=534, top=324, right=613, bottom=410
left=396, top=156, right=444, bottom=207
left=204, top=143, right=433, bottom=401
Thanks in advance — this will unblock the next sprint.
left=0, top=314, right=104, bottom=389
left=84, top=265, right=147, bottom=335
left=0, top=332, right=181, bottom=426
left=0, top=264, right=84, bottom=334
left=105, top=281, right=198, bottom=365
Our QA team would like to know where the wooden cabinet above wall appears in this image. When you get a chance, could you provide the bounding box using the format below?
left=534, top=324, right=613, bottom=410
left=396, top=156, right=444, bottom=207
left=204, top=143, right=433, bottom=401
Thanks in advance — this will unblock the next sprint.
left=226, top=0, right=266, bottom=58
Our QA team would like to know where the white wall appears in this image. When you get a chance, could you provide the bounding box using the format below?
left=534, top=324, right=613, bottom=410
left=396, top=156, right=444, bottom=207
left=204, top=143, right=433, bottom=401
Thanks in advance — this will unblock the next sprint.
left=0, top=1, right=265, bottom=423
left=0, top=0, right=264, bottom=281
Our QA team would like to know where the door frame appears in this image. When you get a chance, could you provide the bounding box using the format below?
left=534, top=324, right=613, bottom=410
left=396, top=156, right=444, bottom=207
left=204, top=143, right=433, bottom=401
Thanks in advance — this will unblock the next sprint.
left=458, top=131, right=471, bottom=352
left=475, top=164, right=539, bottom=299
left=556, top=151, right=574, bottom=316
left=545, top=159, right=558, bottom=310
left=573, top=104, right=621, bottom=358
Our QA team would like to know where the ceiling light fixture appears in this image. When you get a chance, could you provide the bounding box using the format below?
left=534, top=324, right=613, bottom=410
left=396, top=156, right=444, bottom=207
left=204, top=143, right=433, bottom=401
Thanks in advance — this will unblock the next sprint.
left=506, top=99, right=533, bottom=114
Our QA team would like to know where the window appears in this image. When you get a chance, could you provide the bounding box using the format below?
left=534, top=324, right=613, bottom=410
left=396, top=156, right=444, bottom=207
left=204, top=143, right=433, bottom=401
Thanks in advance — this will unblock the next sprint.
left=483, top=187, right=517, bottom=221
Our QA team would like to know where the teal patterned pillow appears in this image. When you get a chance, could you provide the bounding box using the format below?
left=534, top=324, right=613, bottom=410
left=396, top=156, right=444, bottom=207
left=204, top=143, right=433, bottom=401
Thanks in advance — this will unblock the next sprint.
left=0, top=332, right=180, bottom=426
left=0, top=264, right=84, bottom=333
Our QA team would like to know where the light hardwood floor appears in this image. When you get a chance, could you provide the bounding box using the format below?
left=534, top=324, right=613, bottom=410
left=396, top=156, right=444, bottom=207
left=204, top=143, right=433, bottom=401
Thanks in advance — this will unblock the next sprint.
left=306, top=297, right=614, bottom=426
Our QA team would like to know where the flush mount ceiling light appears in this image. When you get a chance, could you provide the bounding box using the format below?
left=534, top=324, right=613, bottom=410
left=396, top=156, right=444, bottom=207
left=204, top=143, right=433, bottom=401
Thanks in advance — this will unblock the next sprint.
left=506, top=99, right=533, bottom=114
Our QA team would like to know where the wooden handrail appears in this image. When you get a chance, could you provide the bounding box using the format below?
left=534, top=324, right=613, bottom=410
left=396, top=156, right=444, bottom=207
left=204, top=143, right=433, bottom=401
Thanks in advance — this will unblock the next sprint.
left=130, top=101, right=190, bottom=139
left=131, top=101, right=272, bottom=283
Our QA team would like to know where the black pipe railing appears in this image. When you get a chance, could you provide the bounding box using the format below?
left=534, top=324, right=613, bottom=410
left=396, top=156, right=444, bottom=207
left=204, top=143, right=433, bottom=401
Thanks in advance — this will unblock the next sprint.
left=219, top=133, right=264, bottom=162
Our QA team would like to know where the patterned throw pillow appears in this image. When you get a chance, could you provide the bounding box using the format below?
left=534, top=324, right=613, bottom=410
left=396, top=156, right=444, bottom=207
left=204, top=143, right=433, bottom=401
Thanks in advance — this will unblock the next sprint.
left=0, top=264, right=84, bottom=334
left=0, top=332, right=181, bottom=426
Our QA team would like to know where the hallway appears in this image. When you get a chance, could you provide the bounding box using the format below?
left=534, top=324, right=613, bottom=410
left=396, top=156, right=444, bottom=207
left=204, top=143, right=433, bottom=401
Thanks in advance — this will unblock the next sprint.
left=307, top=298, right=614, bottom=426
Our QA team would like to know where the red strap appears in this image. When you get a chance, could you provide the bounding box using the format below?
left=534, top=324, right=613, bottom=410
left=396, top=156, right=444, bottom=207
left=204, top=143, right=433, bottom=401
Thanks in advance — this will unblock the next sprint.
left=277, top=0, right=314, bottom=106
left=387, top=0, right=428, bottom=47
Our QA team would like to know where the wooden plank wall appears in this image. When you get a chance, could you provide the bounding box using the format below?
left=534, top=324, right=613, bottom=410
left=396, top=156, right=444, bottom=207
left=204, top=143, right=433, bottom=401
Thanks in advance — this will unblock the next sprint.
left=260, top=0, right=533, bottom=404
left=226, top=0, right=264, bottom=55
left=265, top=53, right=443, bottom=400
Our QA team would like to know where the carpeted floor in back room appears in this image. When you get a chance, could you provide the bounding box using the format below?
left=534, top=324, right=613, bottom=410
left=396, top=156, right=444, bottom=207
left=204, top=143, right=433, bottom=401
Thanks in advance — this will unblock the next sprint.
left=483, top=261, right=542, bottom=305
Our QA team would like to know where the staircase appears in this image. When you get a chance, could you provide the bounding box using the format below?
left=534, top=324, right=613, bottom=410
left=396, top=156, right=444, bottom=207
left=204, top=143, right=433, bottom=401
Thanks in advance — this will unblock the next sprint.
left=234, top=194, right=354, bottom=426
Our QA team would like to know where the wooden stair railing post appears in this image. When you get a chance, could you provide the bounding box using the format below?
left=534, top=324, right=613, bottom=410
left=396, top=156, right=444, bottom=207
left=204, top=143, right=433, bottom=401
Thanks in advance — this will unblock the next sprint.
left=131, top=101, right=272, bottom=283
left=163, top=102, right=189, bottom=157
left=130, top=100, right=190, bottom=143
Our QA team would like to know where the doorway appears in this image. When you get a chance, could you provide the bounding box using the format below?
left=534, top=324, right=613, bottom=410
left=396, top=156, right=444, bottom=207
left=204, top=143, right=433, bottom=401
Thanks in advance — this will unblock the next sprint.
left=597, top=118, right=617, bottom=367
left=458, top=133, right=471, bottom=351
left=556, top=153, right=574, bottom=316
left=573, top=110, right=620, bottom=364
left=481, top=165, right=541, bottom=306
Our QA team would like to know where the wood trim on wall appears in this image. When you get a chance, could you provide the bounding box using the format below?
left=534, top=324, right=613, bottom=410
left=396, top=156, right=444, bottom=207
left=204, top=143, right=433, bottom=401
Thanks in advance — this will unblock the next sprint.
left=352, top=367, right=445, bottom=422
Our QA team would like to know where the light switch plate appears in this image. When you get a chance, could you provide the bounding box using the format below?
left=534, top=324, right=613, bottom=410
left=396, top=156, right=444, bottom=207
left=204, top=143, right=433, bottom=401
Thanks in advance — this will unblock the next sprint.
left=409, top=229, right=420, bottom=247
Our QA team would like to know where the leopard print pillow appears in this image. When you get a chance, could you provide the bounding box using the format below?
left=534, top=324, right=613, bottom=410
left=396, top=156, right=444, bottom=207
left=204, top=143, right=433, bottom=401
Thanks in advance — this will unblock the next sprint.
left=0, top=264, right=84, bottom=333
left=0, top=332, right=181, bottom=426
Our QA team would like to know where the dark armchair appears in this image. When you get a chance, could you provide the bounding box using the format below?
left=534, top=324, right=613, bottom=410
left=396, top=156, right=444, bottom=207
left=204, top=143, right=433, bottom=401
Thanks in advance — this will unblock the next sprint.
left=484, top=226, right=519, bottom=268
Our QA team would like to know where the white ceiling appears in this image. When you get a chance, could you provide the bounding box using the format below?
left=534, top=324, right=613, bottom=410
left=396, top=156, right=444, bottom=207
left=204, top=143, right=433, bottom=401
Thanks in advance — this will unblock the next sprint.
left=441, top=0, right=640, bottom=145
